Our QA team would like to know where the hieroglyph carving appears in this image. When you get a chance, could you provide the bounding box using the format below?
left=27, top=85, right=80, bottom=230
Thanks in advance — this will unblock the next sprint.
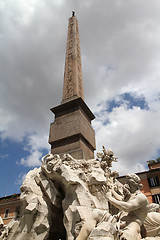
left=63, top=16, right=84, bottom=101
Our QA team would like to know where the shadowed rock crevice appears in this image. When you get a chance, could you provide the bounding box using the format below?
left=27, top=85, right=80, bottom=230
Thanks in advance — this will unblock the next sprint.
left=47, top=202, right=66, bottom=240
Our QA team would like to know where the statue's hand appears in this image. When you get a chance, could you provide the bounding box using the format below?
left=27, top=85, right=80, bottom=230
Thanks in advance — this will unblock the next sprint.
left=101, top=185, right=107, bottom=194
left=102, top=185, right=112, bottom=200
left=105, top=190, right=112, bottom=200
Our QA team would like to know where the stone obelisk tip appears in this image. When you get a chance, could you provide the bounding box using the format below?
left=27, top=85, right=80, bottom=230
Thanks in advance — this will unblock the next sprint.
left=72, top=11, right=75, bottom=17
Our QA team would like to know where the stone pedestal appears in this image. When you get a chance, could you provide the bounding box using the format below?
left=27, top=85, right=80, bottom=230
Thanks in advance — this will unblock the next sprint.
left=49, top=97, right=96, bottom=159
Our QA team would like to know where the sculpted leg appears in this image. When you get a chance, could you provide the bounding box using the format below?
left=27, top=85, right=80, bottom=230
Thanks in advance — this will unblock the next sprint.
left=119, top=222, right=141, bottom=240
left=76, top=209, right=104, bottom=240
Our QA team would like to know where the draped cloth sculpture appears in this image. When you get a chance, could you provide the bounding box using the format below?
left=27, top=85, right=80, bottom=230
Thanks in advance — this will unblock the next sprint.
left=144, top=204, right=160, bottom=238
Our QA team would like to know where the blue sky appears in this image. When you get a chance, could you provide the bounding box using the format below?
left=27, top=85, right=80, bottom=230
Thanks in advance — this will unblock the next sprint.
left=0, top=139, right=29, bottom=195
left=0, top=137, right=48, bottom=196
left=1, top=0, right=160, bottom=197
left=105, top=93, right=149, bottom=112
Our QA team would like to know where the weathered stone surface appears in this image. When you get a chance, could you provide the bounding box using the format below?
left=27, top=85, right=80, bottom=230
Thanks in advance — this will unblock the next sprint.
left=49, top=14, right=96, bottom=160
left=0, top=216, right=4, bottom=236
left=142, top=238, right=160, bottom=240
left=144, top=204, right=160, bottom=238
left=49, top=97, right=96, bottom=160
left=62, top=15, right=84, bottom=102
left=1, top=148, right=160, bottom=240
left=0, top=150, right=110, bottom=240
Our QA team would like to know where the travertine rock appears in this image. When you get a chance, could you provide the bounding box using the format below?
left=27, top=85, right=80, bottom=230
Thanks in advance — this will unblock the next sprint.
left=0, top=216, right=4, bottom=236
left=1, top=148, right=160, bottom=240
left=0, top=150, right=111, bottom=240
left=142, top=238, right=160, bottom=240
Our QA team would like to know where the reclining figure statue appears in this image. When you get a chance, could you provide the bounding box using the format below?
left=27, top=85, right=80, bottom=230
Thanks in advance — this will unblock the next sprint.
left=76, top=173, right=149, bottom=240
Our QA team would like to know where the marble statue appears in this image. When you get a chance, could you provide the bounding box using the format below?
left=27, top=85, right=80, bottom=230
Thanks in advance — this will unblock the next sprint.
left=0, top=217, right=4, bottom=236
left=0, top=147, right=160, bottom=240
left=97, top=146, right=118, bottom=169
left=105, top=173, right=148, bottom=240
left=144, top=203, right=160, bottom=238
left=76, top=173, right=148, bottom=240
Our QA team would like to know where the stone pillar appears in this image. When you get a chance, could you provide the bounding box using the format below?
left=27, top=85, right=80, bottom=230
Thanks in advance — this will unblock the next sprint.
left=49, top=13, right=96, bottom=159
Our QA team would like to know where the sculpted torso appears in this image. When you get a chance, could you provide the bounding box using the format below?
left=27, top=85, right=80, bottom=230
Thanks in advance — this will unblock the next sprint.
left=122, top=191, right=148, bottom=225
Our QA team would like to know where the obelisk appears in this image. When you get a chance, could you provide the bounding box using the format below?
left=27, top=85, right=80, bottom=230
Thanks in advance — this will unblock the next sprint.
left=62, top=11, right=84, bottom=102
left=49, top=12, right=96, bottom=159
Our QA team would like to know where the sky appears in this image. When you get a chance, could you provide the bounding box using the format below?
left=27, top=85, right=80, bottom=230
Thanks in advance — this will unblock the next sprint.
left=0, top=0, right=160, bottom=197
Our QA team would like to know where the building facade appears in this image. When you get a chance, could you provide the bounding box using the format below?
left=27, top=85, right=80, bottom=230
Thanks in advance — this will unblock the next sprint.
left=119, top=160, right=160, bottom=205
left=0, top=194, right=20, bottom=225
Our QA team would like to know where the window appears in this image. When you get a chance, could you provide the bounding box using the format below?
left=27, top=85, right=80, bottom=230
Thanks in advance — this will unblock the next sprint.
left=152, top=194, right=160, bottom=205
left=148, top=176, right=159, bottom=187
left=4, top=209, right=9, bottom=218
left=15, top=206, right=20, bottom=218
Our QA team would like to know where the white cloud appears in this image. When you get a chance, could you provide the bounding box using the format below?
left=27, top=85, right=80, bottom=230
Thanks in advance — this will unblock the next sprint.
left=24, top=133, right=50, bottom=152
left=0, top=0, right=160, bottom=175
left=94, top=99, right=160, bottom=175
left=15, top=173, right=27, bottom=186
left=19, top=133, right=50, bottom=167
left=20, top=150, right=42, bottom=167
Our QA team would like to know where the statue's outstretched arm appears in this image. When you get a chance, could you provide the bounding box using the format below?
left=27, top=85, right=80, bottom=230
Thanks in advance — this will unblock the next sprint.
left=106, top=191, right=147, bottom=212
